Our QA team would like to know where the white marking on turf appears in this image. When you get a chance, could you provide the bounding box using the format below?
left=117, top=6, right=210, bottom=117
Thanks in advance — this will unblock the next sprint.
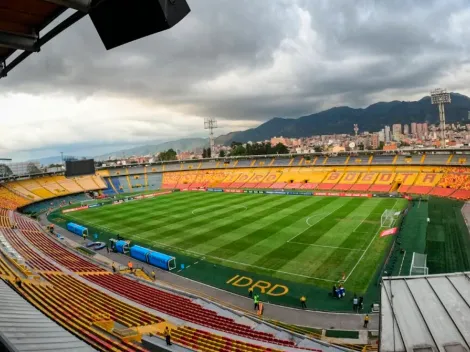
left=398, top=250, right=406, bottom=276
left=150, top=240, right=337, bottom=282
left=288, top=242, right=366, bottom=251
left=286, top=202, right=348, bottom=243
left=344, top=199, right=400, bottom=283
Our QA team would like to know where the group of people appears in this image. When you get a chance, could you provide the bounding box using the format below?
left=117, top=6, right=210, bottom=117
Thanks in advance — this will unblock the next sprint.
left=332, top=284, right=346, bottom=298
left=352, top=295, right=364, bottom=312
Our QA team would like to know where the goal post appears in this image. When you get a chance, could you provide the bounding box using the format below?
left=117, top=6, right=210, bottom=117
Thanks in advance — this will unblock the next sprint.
left=410, top=252, right=429, bottom=276
left=381, top=209, right=395, bottom=228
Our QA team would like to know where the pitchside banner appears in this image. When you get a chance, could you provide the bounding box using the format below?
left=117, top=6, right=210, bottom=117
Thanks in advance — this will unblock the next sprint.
left=380, top=227, right=398, bottom=237
left=313, top=192, right=372, bottom=197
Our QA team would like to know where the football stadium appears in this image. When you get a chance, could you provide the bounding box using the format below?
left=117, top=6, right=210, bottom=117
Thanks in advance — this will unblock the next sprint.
left=1, top=1, right=470, bottom=352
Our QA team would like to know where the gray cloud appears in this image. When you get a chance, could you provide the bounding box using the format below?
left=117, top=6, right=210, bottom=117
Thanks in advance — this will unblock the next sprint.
left=1, top=0, right=470, bottom=159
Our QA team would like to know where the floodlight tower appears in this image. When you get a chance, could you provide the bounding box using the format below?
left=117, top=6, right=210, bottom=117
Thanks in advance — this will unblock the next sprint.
left=430, top=88, right=451, bottom=148
left=204, top=118, right=218, bottom=157
left=353, top=124, right=359, bottom=138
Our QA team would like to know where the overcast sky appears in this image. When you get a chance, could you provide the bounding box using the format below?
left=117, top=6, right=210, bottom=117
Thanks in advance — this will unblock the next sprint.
left=1, top=0, right=470, bottom=161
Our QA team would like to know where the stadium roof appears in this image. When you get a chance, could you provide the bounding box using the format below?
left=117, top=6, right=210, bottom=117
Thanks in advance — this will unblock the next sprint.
left=0, top=279, right=95, bottom=351
left=0, top=0, right=92, bottom=78
left=380, top=272, right=470, bottom=352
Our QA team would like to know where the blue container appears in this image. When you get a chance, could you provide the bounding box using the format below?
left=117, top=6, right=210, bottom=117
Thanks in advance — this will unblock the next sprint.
left=148, top=251, right=175, bottom=271
left=66, top=222, right=88, bottom=237
left=115, top=240, right=129, bottom=254
left=130, top=245, right=151, bottom=262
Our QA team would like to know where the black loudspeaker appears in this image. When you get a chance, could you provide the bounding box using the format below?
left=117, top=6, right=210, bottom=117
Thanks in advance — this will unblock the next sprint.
left=89, top=0, right=191, bottom=50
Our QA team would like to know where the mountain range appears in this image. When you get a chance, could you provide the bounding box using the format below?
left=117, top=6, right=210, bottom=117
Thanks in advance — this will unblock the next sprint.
left=35, top=92, right=470, bottom=165
left=215, top=93, right=470, bottom=144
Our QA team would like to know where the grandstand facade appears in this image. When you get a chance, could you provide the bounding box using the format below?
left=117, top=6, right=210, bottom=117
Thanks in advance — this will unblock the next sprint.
left=1, top=150, right=470, bottom=350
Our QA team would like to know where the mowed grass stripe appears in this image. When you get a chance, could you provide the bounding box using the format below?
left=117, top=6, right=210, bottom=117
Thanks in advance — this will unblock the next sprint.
left=310, top=199, right=391, bottom=281
left=166, top=196, right=309, bottom=249
left=142, top=194, right=282, bottom=243
left=250, top=198, right=362, bottom=271
left=85, top=192, right=270, bottom=238
left=312, top=199, right=383, bottom=247
left=207, top=197, right=338, bottom=260
left=74, top=192, right=220, bottom=222
left=346, top=199, right=407, bottom=290
left=191, top=196, right=335, bottom=256
left=293, top=198, right=369, bottom=244
left=227, top=197, right=352, bottom=266
left=73, top=192, right=250, bottom=232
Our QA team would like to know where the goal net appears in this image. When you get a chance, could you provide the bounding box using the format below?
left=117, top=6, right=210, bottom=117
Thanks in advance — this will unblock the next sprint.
left=410, top=252, right=429, bottom=276
left=381, top=209, right=395, bottom=228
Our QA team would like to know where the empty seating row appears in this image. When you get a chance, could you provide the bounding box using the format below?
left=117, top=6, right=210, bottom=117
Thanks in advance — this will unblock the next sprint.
left=171, top=326, right=284, bottom=352
left=1, top=228, right=59, bottom=271
left=83, top=274, right=295, bottom=348
left=20, top=280, right=150, bottom=352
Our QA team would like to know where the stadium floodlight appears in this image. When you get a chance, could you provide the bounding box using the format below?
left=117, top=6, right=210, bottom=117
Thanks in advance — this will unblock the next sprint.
left=381, top=209, right=395, bottom=228
left=431, top=88, right=451, bottom=148
left=204, top=118, right=218, bottom=158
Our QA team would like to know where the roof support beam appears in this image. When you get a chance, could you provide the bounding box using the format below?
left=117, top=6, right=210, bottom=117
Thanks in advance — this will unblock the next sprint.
left=43, top=0, right=93, bottom=12
left=1, top=10, right=86, bottom=78
left=0, top=31, right=39, bottom=52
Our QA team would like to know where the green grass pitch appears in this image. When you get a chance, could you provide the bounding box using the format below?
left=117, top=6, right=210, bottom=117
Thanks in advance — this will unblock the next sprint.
left=64, top=192, right=408, bottom=293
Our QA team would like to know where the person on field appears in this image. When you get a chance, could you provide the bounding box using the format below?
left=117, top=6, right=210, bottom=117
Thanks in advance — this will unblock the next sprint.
left=254, top=294, right=259, bottom=311
left=359, top=296, right=364, bottom=311
left=151, top=270, right=156, bottom=281
left=164, top=326, right=172, bottom=346
left=248, top=287, right=253, bottom=298
left=128, top=261, right=133, bottom=273
left=300, top=296, right=307, bottom=309
left=112, top=262, right=116, bottom=273
left=363, top=314, right=369, bottom=328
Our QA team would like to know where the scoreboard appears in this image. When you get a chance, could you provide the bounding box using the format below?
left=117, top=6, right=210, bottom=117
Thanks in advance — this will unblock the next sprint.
left=65, top=159, right=95, bottom=177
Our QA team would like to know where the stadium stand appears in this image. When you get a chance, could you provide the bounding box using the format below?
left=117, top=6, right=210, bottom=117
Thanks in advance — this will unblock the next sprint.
left=56, top=176, right=85, bottom=193
left=395, top=154, right=422, bottom=165
left=0, top=185, right=30, bottom=209
left=164, top=163, right=181, bottom=171
left=127, top=166, right=146, bottom=175
left=0, top=279, right=94, bottom=352
left=317, top=171, right=343, bottom=190
left=242, top=170, right=269, bottom=188
left=1, top=228, right=59, bottom=271
left=407, top=173, right=442, bottom=194
left=255, top=170, right=282, bottom=188
left=325, top=156, right=348, bottom=165
left=117, top=176, right=132, bottom=192
left=396, top=172, right=419, bottom=193
left=161, top=172, right=181, bottom=189
left=369, top=172, right=395, bottom=192
left=200, top=160, right=218, bottom=169
left=146, top=173, right=163, bottom=190
left=83, top=274, right=296, bottom=348
left=349, top=172, right=378, bottom=191
left=423, top=154, right=450, bottom=165
left=272, top=157, right=293, bottom=166
left=371, top=155, right=395, bottom=164
left=448, top=154, right=470, bottom=166
left=333, top=171, right=360, bottom=191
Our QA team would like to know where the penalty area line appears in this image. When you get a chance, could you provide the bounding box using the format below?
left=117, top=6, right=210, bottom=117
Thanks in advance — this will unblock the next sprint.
left=288, top=242, right=366, bottom=252
left=344, top=199, right=400, bottom=283
left=150, top=241, right=337, bottom=282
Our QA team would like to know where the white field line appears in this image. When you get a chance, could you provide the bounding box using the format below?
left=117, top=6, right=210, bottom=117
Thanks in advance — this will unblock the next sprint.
left=287, top=203, right=346, bottom=243
left=288, top=242, right=366, bottom=252
left=344, top=199, right=400, bottom=283
left=398, top=250, right=406, bottom=276
left=149, top=240, right=337, bottom=282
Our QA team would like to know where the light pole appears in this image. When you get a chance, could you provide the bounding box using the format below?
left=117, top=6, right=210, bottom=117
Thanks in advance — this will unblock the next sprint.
left=204, top=118, right=218, bottom=157
left=430, top=88, right=451, bottom=148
